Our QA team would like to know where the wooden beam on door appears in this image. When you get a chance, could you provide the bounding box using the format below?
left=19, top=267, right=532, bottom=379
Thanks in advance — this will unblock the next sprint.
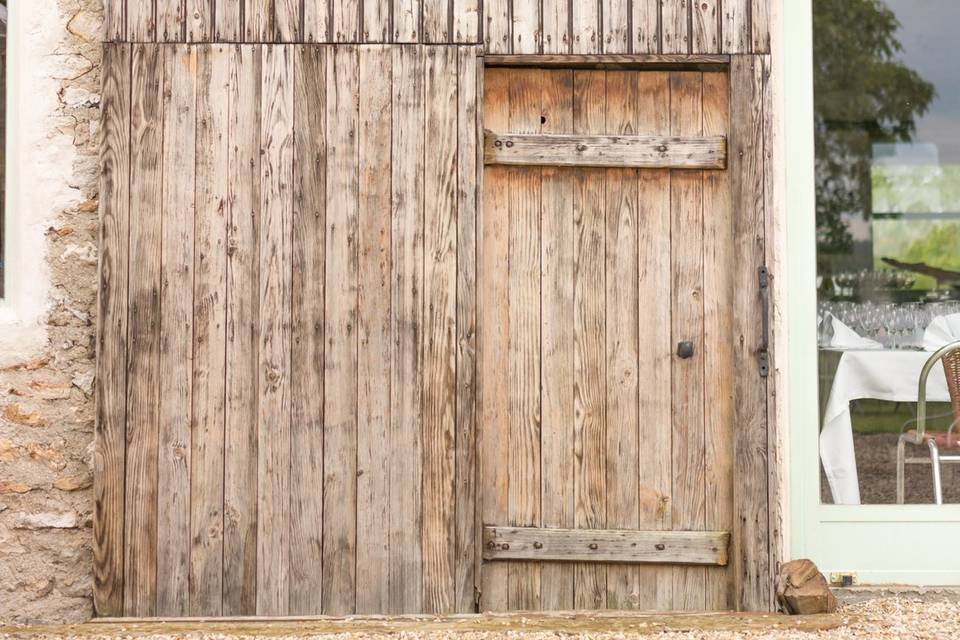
left=483, top=132, right=727, bottom=169
left=483, top=527, right=730, bottom=566
left=483, top=54, right=730, bottom=70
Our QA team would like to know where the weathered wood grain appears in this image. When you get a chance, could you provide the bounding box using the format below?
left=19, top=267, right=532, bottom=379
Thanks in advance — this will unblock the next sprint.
left=541, top=0, right=570, bottom=53
left=223, top=43, right=261, bottom=617
left=322, top=45, right=359, bottom=616
left=189, top=44, right=229, bottom=616
left=603, top=70, right=640, bottom=610
left=506, top=68, right=543, bottom=612
left=668, top=70, right=706, bottom=612
left=478, top=66, right=511, bottom=612
left=289, top=44, right=326, bottom=616
left=128, top=0, right=157, bottom=41
left=730, top=54, right=770, bottom=613
left=723, top=0, right=751, bottom=53
left=389, top=44, right=425, bottom=614
left=158, top=0, right=185, bottom=41
left=632, top=0, right=660, bottom=53
left=422, top=46, right=459, bottom=614
left=511, top=0, right=539, bottom=53
left=571, top=0, right=599, bottom=54
left=455, top=46, right=481, bottom=614
left=483, top=528, right=730, bottom=565
left=572, top=69, right=606, bottom=610
left=186, top=0, right=213, bottom=41
left=105, top=0, right=126, bottom=41
left=538, top=68, right=575, bottom=612
left=635, top=70, right=674, bottom=612
left=215, top=0, right=243, bottom=40
left=364, top=0, right=391, bottom=42
left=423, top=0, right=450, bottom=42
left=355, top=45, right=392, bottom=615
left=661, top=0, right=690, bottom=54
left=484, top=132, right=727, bottom=169
left=483, top=54, right=730, bottom=69
left=692, top=0, right=719, bottom=54
left=245, top=0, right=275, bottom=41
left=94, top=43, right=130, bottom=617
left=394, top=0, right=420, bottom=42
left=333, top=0, right=360, bottom=41
left=256, top=44, right=294, bottom=616
left=452, top=0, right=481, bottom=43
left=752, top=0, right=771, bottom=53
left=124, top=43, right=163, bottom=618
left=602, top=0, right=630, bottom=53
left=156, top=45, right=196, bottom=617
left=701, top=70, right=735, bottom=611
left=485, top=0, right=510, bottom=53
left=275, top=0, right=302, bottom=40
left=305, top=0, right=331, bottom=41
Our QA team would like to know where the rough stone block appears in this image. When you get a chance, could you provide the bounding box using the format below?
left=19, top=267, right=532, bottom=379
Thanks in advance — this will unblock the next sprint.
left=777, top=558, right=838, bottom=615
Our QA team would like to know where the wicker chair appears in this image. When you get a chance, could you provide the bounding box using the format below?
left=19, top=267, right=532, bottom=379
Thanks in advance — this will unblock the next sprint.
left=897, top=340, right=960, bottom=504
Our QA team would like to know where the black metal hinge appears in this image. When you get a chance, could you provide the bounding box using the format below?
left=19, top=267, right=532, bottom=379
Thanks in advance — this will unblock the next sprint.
left=758, top=266, right=770, bottom=378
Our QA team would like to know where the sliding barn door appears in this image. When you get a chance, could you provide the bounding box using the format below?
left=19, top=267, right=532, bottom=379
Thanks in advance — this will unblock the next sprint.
left=478, top=67, right=741, bottom=611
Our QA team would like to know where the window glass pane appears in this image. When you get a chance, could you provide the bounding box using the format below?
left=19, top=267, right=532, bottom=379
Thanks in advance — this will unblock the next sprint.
left=814, top=0, right=960, bottom=505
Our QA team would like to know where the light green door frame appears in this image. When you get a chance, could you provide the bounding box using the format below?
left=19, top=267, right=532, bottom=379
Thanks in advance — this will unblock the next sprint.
left=783, top=0, right=960, bottom=585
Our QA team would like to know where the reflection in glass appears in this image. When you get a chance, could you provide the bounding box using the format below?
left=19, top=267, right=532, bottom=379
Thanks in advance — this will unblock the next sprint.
left=814, top=0, right=960, bottom=504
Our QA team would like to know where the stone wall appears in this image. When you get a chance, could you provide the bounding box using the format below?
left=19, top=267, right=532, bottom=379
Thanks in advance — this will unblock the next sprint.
left=0, top=0, right=102, bottom=624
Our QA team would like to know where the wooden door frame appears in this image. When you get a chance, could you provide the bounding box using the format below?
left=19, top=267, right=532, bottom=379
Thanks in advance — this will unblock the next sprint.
left=476, top=53, right=782, bottom=612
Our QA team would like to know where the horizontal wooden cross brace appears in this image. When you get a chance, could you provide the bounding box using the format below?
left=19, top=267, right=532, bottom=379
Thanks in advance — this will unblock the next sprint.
left=483, top=526, right=730, bottom=566
left=484, top=131, right=727, bottom=169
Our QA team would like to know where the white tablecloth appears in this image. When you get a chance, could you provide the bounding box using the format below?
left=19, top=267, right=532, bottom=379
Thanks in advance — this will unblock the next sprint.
left=820, top=349, right=950, bottom=505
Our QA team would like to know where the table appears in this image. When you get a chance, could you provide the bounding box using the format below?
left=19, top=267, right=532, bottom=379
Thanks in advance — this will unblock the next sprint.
left=820, top=349, right=950, bottom=505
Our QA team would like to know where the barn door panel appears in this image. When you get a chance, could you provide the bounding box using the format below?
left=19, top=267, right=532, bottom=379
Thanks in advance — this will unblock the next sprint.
left=479, top=66, right=738, bottom=612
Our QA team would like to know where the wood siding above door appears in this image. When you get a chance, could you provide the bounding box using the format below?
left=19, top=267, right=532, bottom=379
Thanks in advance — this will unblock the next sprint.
left=95, top=42, right=481, bottom=617
left=103, top=0, right=771, bottom=55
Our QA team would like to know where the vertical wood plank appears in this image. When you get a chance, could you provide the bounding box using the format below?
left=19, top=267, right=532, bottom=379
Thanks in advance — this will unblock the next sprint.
left=156, top=44, right=196, bottom=617
left=355, top=45, right=393, bottom=615
left=394, top=0, right=420, bottom=42
left=603, top=70, right=640, bottom=610
left=723, top=0, right=750, bottom=53
left=507, top=69, right=542, bottom=612
left=603, top=0, right=630, bottom=53
left=423, top=0, right=450, bottom=43
left=669, top=70, right=705, bottom=612
left=158, top=0, right=186, bottom=41
left=752, top=0, right=771, bottom=53
left=389, top=44, right=425, bottom=614
left=512, top=0, right=541, bottom=53
left=478, top=66, right=510, bottom=612
left=189, top=44, right=229, bottom=617
left=95, top=43, right=130, bottom=617
left=223, top=44, right=262, bottom=617
left=635, top=70, right=673, bottom=612
left=730, top=55, right=770, bottom=613
left=215, top=0, right=243, bottom=40
left=364, top=0, right=391, bottom=41
left=702, top=70, right=735, bottom=611
left=572, top=0, right=599, bottom=54
left=305, top=0, right=331, bottom=41
left=455, top=45, right=480, bottom=614
left=334, top=0, right=360, bottom=41
left=572, top=69, right=606, bottom=610
left=452, top=0, right=480, bottom=43
left=128, top=1, right=157, bottom=42
left=124, top=43, right=163, bottom=618
left=484, top=0, right=510, bottom=53
left=692, top=0, right=719, bottom=53
left=632, top=0, right=660, bottom=53
left=245, top=0, right=275, bottom=42
left=186, top=0, right=214, bottom=41
left=538, top=68, right=575, bottom=612
left=104, top=0, right=126, bottom=41
left=661, top=0, right=690, bottom=54
left=322, top=45, right=360, bottom=616
left=256, top=44, right=294, bottom=617
left=423, top=45, right=459, bottom=614
left=275, top=0, right=302, bottom=41
left=289, top=44, right=327, bottom=616
left=542, top=0, right=571, bottom=53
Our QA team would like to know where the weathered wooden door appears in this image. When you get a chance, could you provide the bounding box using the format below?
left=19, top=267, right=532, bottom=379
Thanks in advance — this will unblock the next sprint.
left=478, top=65, right=746, bottom=611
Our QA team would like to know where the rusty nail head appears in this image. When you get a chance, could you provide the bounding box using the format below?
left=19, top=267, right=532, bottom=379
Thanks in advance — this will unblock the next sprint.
left=502, top=543, right=510, bottom=550
left=655, top=543, right=666, bottom=551
left=588, top=543, right=599, bottom=550
left=494, top=140, right=503, bottom=148
left=533, top=541, right=543, bottom=549
left=505, top=140, right=514, bottom=148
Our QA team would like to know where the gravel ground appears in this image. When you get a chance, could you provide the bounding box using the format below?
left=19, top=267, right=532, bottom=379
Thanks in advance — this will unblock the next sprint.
left=5, top=598, right=960, bottom=640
